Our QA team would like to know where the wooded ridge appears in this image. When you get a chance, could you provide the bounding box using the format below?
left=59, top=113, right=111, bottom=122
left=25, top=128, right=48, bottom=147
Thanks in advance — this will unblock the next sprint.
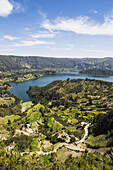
left=1, top=55, right=113, bottom=71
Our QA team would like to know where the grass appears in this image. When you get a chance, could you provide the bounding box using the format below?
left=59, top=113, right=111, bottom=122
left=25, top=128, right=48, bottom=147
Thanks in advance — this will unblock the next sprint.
left=69, top=118, right=78, bottom=124
left=31, top=139, right=40, bottom=151
left=78, top=99, right=88, bottom=103
left=57, top=147, right=68, bottom=163
left=27, top=103, right=44, bottom=116
left=65, top=126, right=76, bottom=132
left=45, top=112, right=53, bottom=116
left=21, top=101, right=33, bottom=112
left=0, top=97, right=15, bottom=106
left=0, top=125, right=9, bottom=139
left=39, top=155, right=51, bottom=165
left=86, top=135, right=109, bottom=147
left=53, top=121, right=63, bottom=131
left=48, top=117, right=53, bottom=127
left=26, top=103, right=45, bottom=123
left=0, top=115, right=20, bottom=125
left=30, top=113, right=39, bottom=123
left=72, top=109, right=81, bottom=113
left=42, top=140, right=53, bottom=152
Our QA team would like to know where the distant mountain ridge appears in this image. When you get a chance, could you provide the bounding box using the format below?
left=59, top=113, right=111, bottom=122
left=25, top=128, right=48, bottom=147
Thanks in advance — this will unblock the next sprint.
left=1, top=55, right=113, bottom=71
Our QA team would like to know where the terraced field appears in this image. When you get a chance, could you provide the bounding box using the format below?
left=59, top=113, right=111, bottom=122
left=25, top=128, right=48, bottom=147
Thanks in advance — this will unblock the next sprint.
left=1, top=78, right=113, bottom=169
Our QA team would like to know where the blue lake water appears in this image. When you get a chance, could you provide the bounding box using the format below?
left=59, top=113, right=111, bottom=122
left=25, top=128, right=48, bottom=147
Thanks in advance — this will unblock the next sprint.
left=9, top=71, right=113, bottom=102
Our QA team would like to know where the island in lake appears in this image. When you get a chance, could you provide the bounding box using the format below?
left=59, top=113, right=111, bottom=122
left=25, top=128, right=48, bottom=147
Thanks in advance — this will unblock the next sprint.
left=45, top=70, right=56, bottom=75
left=79, top=68, right=113, bottom=76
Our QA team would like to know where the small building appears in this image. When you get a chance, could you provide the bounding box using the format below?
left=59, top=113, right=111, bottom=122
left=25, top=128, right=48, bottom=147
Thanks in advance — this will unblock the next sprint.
left=27, top=128, right=33, bottom=133
left=81, top=122, right=87, bottom=126
left=8, top=141, right=15, bottom=151
left=8, top=146, right=13, bottom=151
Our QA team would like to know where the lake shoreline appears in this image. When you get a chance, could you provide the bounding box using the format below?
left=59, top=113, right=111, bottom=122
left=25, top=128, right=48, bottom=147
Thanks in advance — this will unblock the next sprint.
left=8, top=71, right=113, bottom=102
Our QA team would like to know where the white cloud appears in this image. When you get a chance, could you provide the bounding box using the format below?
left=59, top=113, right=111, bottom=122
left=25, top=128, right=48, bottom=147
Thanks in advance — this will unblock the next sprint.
left=31, top=31, right=59, bottom=39
left=89, top=9, right=98, bottom=14
left=14, top=40, right=55, bottom=46
left=24, top=27, right=31, bottom=31
left=48, top=43, right=74, bottom=52
left=32, top=33, right=55, bottom=39
left=3, top=35, right=19, bottom=40
left=0, top=0, right=13, bottom=17
left=86, top=44, right=95, bottom=48
left=38, top=10, right=47, bottom=19
left=41, top=13, right=113, bottom=36
left=83, top=49, right=113, bottom=54
left=66, top=44, right=74, bottom=48
left=11, top=0, right=25, bottom=13
left=0, top=48, right=14, bottom=51
left=50, top=47, right=73, bottom=51
left=0, top=0, right=24, bottom=17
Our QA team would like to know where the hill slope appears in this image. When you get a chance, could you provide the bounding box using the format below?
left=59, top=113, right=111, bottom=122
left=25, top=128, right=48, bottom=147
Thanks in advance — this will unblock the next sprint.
left=79, top=68, right=113, bottom=75
left=1, top=78, right=113, bottom=169
left=1, top=55, right=113, bottom=71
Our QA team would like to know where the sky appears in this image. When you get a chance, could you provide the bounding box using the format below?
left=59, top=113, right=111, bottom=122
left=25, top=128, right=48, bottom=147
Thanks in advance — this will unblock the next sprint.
left=0, top=0, right=113, bottom=58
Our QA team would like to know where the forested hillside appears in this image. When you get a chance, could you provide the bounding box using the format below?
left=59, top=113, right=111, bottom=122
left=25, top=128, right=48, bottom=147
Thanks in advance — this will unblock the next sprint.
left=1, top=78, right=113, bottom=169
left=80, top=68, right=113, bottom=75
left=1, top=55, right=113, bottom=71
left=28, top=78, right=113, bottom=143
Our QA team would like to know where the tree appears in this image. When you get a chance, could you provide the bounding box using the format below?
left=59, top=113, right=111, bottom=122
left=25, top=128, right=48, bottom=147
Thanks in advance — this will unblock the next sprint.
left=50, top=153, right=57, bottom=162
left=7, top=119, right=11, bottom=125
left=89, top=98, right=92, bottom=105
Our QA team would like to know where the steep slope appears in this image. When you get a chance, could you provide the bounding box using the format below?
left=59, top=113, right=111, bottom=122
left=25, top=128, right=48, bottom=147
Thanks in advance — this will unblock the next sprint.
left=1, top=55, right=113, bottom=71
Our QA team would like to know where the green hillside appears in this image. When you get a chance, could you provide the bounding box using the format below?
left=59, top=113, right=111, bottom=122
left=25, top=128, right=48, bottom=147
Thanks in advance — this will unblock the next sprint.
left=1, top=78, right=113, bottom=169
left=1, top=55, right=113, bottom=71
left=80, top=68, right=113, bottom=75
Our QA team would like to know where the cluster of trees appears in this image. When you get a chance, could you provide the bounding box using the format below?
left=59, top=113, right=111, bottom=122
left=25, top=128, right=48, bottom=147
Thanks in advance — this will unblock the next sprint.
left=27, top=79, right=113, bottom=112
left=0, top=95, right=22, bottom=117
left=80, top=68, right=113, bottom=76
left=0, top=83, right=11, bottom=95
left=1, top=71, right=41, bottom=83
left=0, top=147, right=113, bottom=169
left=5, top=134, right=33, bottom=152
left=1, top=73, right=113, bottom=168
left=27, top=79, right=83, bottom=106
left=27, top=78, right=113, bottom=148
left=92, top=110, right=113, bottom=147
left=46, top=133, right=65, bottom=144
left=45, top=70, right=56, bottom=75
left=92, top=111, right=113, bottom=136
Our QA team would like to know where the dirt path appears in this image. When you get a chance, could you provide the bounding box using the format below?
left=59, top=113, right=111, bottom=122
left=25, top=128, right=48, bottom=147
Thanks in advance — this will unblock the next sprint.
left=76, top=123, right=91, bottom=144
left=21, top=123, right=91, bottom=156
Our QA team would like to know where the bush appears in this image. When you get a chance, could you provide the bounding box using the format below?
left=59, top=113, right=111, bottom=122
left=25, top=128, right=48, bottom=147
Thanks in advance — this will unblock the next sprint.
left=106, top=137, right=113, bottom=147
left=87, top=143, right=100, bottom=149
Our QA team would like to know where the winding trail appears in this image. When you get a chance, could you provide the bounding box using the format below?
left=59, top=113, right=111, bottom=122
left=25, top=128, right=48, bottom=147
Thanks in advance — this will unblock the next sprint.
left=76, top=123, right=91, bottom=144
left=21, top=123, right=91, bottom=156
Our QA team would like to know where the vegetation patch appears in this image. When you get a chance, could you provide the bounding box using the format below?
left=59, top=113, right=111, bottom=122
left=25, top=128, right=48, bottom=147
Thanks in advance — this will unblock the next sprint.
left=57, top=147, right=68, bottom=163
left=86, top=135, right=109, bottom=148
left=21, top=101, right=33, bottom=112
left=31, top=139, right=40, bottom=151
left=0, top=115, right=20, bottom=125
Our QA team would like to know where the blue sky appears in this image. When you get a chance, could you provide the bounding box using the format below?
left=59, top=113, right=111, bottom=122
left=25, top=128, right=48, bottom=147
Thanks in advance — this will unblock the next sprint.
left=0, top=0, right=113, bottom=58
